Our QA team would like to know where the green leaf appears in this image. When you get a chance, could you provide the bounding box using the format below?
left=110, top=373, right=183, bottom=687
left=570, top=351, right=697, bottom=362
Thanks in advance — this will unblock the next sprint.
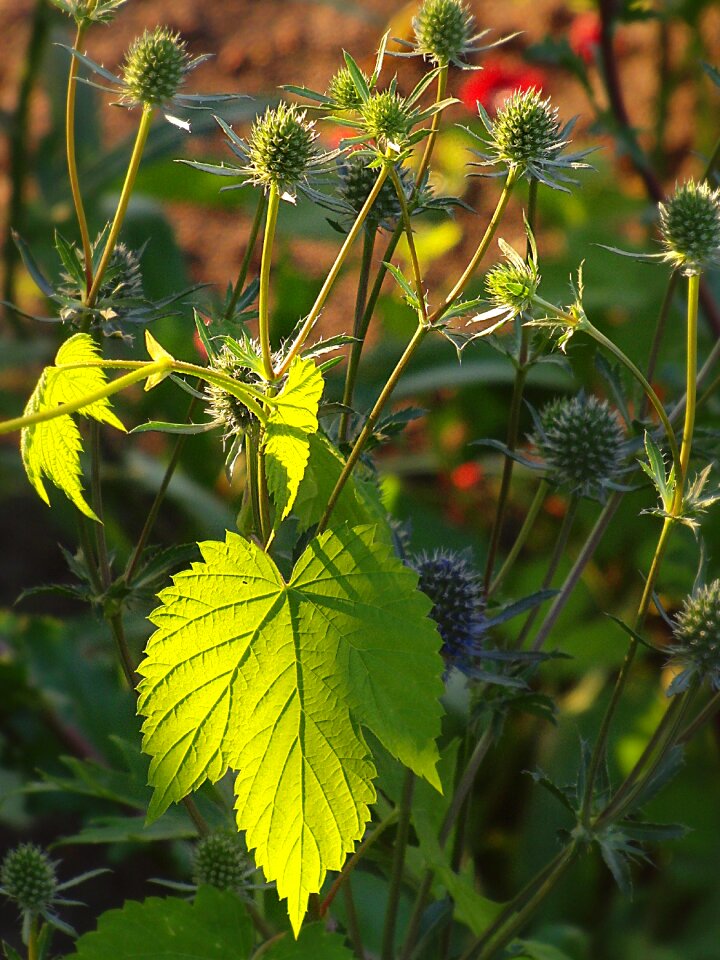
left=512, top=939, right=576, bottom=960
left=138, top=524, right=444, bottom=934
left=263, top=356, right=324, bottom=523
left=21, top=333, right=125, bottom=520
left=293, top=433, right=387, bottom=534
left=264, top=923, right=353, bottom=959
left=67, top=887, right=253, bottom=959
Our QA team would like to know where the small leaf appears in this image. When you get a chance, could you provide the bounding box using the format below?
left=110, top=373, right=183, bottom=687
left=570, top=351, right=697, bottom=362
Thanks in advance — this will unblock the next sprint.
left=66, top=887, right=253, bottom=959
left=144, top=331, right=174, bottom=390
left=21, top=333, right=125, bottom=519
left=263, top=356, right=324, bottom=522
left=138, top=524, right=444, bottom=934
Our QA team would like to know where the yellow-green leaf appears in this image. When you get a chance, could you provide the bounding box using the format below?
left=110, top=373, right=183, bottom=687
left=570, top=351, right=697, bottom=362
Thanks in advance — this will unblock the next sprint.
left=21, top=334, right=125, bottom=520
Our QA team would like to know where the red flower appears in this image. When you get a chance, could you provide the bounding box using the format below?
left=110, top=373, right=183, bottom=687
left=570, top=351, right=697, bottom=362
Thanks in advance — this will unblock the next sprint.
left=459, top=59, right=545, bottom=113
left=569, top=12, right=602, bottom=64
left=450, top=461, right=483, bottom=491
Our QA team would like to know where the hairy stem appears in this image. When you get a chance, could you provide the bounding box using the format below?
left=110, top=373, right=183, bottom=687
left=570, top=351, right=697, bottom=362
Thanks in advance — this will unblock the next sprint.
left=258, top=186, right=281, bottom=380
left=86, top=103, right=154, bottom=307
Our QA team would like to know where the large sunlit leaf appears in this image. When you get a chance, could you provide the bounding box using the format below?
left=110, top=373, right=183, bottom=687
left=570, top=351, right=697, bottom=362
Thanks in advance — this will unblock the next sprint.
left=263, top=356, right=324, bottom=523
left=67, top=887, right=253, bottom=959
left=21, top=333, right=125, bottom=520
left=138, top=524, right=444, bottom=934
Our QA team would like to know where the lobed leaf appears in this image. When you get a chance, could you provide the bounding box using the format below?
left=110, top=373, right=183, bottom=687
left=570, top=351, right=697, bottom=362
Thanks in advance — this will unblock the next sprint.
left=138, top=524, right=444, bottom=934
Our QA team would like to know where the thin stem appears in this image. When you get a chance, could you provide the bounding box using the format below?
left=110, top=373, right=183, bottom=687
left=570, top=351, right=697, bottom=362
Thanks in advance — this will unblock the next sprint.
left=439, top=726, right=494, bottom=848
left=317, top=323, right=429, bottom=534
left=531, top=491, right=622, bottom=652
left=490, top=479, right=548, bottom=595
left=430, top=169, right=518, bottom=325
left=66, top=21, right=94, bottom=294
left=389, top=165, right=427, bottom=323
left=124, top=396, right=199, bottom=584
left=319, top=808, right=399, bottom=917
left=343, top=882, right=365, bottom=960
left=679, top=690, right=720, bottom=744
left=642, top=272, right=678, bottom=413
left=2, top=0, right=48, bottom=337
left=400, top=872, right=434, bottom=960
left=27, top=915, right=39, bottom=960
left=516, top=495, right=579, bottom=648
left=258, top=186, right=281, bottom=380
left=381, top=770, right=415, bottom=960
left=415, top=65, right=448, bottom=189
left=225, top=191, right=267, bottom=321
left=339, top=225, right=377, bottom=442
left=256, top=433, right=272, bottom=545
left=90, top=422, right=111, bottom=587
left=86, top=104, right=154, bottom=307
left=276, top=164, right=390, bottom=377
left=671, top=272, right=699, bottom=513
left=669, top=335, right=720, bottom=424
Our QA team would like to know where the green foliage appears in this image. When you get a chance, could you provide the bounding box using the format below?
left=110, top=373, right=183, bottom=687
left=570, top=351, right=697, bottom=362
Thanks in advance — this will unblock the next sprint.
left=67, top=887, right=253, bottom=959
left=138, top=524, right=444, bottom=933
left=264, top=923, right=354, bottom=959
left=21, top=334, right=125, bottom=519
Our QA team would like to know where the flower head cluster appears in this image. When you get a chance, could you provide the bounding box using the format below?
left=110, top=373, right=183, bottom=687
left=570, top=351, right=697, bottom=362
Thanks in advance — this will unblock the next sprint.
left=412, top=550, right=486, bottom=673
left=469, top=88, right=593, bottom=190
left=668, top=580, right=720, bottom=693
left=531, top=394, right=626, bottom=500
left=192, top=833, right=251, bottom=892
left=659, top=180, right=720, bottom=276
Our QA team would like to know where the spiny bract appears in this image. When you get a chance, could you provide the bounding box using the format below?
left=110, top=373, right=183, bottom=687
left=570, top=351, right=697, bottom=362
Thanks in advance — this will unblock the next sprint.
left=670, top=580, right=720, bottom=690
left=485, top=251, right=539, bottom=315
left=533, top=395, right=625, bottom=500
left=412, top=549, right=486, bottom=673
left=413, top=0, right=475, bottom=66
left=192, top=832, right=249, bottom=892
left=327, top=67, right=365, bottom=110
left=246, top=103, right=317, bottom=192
left=0, top=844, right=57, bottom=914
left=360, top=91, right=412, bottom=148
left=659, top=180, right=720, bottom=276
left=121, top=27, right=191, bottom=106
left=492, top=88, right=561, bottom=165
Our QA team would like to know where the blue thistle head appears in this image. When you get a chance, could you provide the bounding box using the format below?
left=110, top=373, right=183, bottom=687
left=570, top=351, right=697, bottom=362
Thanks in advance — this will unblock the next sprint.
left=411, top=550, right=486, bottom=673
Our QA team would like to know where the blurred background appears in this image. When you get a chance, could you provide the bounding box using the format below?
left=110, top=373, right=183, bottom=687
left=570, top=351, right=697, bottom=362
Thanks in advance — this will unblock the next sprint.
left=1, top=1, right=720, bottom=957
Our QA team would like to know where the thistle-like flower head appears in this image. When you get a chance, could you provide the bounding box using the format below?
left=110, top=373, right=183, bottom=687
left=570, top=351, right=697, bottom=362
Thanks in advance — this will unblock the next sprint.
left=413, top=0, right=475, bottom=66
left=327, top=67, right=367, bottom=111
left=192, top=833, right=250, bottom=892
left=338, top=154, right=406, bottom=223
left=668, top=580, right=720, bottom=693
left=659, top=180, right=720, bottom=276
left=205, top=341, right=268, bottom=441
left=122, top=28, right=192, bottom=107
left=412, top=550, right=486, bottom=673
left=50, top=0, right=126, bottom=25
left=469, top=88, right=593, bottom=191
left=245, top=103, right=318, bottom=194
left=532, top=394, right=626, bottom=500
left=463, top=233, right=540, bottom=340
left=1, top=845, right=57, bottom=916
left=360, top=91, right=413, bottom=150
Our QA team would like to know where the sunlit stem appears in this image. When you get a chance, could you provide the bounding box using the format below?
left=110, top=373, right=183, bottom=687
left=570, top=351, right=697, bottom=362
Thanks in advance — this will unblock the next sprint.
left=389, top=164, right=427, bottom=323
left=671, top=272, right=699, bottom=513
left=275, top=163, right=390, bottom=378
left=86, top=103, right=154, bottom=307
left=66, top=21, right=94, bottom=294
left=415, top=64, right=448, bottom=188
left=259, top=185, right=281, bottom=380
left=339, top=225, right=376, bottom=442
left=225, top=190, right=267, bottom=322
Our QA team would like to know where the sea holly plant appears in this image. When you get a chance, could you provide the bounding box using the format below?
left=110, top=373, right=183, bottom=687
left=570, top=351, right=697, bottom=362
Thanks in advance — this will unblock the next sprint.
left=3, top=0, right=720, bottom=957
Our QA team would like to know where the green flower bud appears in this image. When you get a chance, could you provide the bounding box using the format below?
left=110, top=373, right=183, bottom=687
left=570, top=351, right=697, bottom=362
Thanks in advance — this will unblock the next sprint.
left=492, top=88, right=561, bottom=167
left=192, top=832, right=248, bottom=892
left=413, top=0, right=475, bottom=66
left=122, top=27, right=192, bottom=107
left=533, top=395, right=625, bottom=500
left=1, top=845, right=57, bottom=914
left=659, top=180, right=720, bottom=276
left=485, top=252, right=538, bottom=316
left=327, top=67, right=365, bottom=110
left=360, top=91, right=411, bottom=148
left=246, top=103, right=317, bottom=193
left=670, top=581, right=720, bottom=691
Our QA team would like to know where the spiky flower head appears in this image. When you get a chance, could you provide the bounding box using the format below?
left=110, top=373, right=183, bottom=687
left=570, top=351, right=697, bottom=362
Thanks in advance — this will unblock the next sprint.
left=412, top=550, right=486, bottom=673
left=1, top=845, right=57, bottom=915
left=327, top=67, right=366, bottom=111
left=413, top=0, right=475, bottom=66
left=360, top=91, right=412, bottom=149
left=192, top=832, right=249, bottom=892
left=245, top=103, right=318, bottom=193
left=485, top=239, right=539, bottom=316
left=668, top=580, right=720, bottom=693
left=122, top=27, right=192, bottom=107
left=338, top=154, right=405, bottom=223
left=532, top=395, right=625, bottom=500
left=658, top=180, right=720, bottom=276
left=50, top=0, right=126, bottom=24
left=470, top=88, right=592, bottom=191
left=205, top=343, right=266, bottom=440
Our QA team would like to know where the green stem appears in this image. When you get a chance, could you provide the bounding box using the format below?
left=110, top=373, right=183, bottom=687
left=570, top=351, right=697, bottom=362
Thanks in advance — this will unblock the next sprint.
left=27, top=915, right=39, bottom=960
left=440, top=725, right=494, bottom=848
left=258, top=186, right=281, bottom=380
left=381, top=770, right=415, bottom=960
left=672, top=272, right=699, bottom=513
left=343, top=882, right=365, bottom=960
left=669, top=334, right=720, bottom=425
left=642, top=271, right=678, bottom=415
left=86, top=103, right=154, bottom=307
left=679, top=689, right=720, bottom=744
left=276, top=164, right=390, bottom=378
left=516, top=495, right=579, bottom=648
left=339, top=225, right=377, bottom=442
left=429, top=169, right=517, bottom=325
left=225, top=191, right=267, bottom=321
left=389, top=165, right=427, bottom=323
left=490, top=479, right=548, bottom=595
left=66, top=21, right=94, bottom=294
left=2, top=0, right=48, bottom=337
left=90, top=422, right=111, bottom=586
left=257, top=432, right=272, bottom=545
left=415, top=65, right=448, bottom=189
left=400, top=872, right=434, bottom=960
left=531, top=491, right=622, bottom=652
